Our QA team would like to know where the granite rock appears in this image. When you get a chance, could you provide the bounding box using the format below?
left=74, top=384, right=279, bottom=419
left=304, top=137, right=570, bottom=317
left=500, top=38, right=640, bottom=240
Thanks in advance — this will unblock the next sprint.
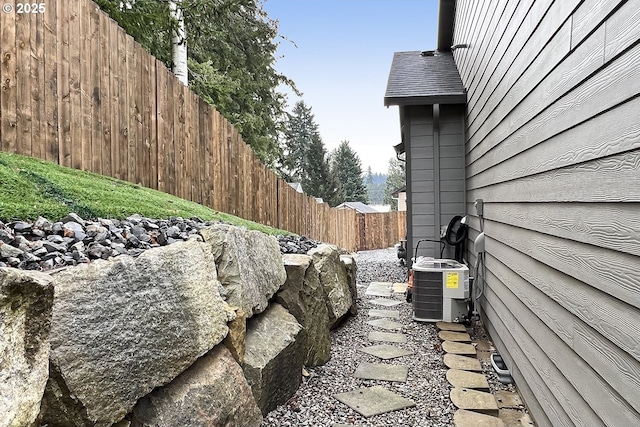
left=0, top=268, right=54, bottom=427
left=201, top=223, right=286, bottom=317
left=40, top=239, right=233, bottom=427
left=132, top=346, right=262, bottom=427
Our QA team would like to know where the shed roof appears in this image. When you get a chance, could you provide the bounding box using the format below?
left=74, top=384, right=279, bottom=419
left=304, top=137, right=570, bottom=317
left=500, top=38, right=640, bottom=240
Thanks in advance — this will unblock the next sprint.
left=384, top=51, right=466, bottom=106
left=336, top=202, right=380, bottom=214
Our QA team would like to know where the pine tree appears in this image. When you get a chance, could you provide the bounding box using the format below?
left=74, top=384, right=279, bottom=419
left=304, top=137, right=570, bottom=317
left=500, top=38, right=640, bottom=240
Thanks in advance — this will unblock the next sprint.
left=303, top=136, right=342, bottom=206
left=384, top=158, right=406, bottom=211
left=365, top=167, right=386, bottom=205
left=330, top=141, right=368, bottom=204
left=281, top=101, right=316, bottom=182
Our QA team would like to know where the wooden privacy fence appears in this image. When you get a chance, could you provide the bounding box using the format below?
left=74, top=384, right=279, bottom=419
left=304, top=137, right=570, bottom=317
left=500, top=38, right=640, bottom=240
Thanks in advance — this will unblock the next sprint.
left=0, top=0, right=406, bottom=251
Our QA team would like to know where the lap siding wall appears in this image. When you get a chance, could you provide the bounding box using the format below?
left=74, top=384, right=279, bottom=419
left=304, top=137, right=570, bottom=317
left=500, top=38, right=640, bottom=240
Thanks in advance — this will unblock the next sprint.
left=453, top=0, right=640, bottom=426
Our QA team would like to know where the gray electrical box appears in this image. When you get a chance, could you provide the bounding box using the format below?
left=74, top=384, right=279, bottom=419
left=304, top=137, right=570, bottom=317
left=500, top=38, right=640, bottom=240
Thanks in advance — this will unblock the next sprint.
left=474, top=198, right=484, bottom=216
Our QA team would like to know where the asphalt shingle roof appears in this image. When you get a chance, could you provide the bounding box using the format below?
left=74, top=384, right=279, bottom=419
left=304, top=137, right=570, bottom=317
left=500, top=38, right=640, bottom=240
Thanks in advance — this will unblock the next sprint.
left=384, top=50, right=466, bottom=106
left=336, top=202, right=381, bottom=214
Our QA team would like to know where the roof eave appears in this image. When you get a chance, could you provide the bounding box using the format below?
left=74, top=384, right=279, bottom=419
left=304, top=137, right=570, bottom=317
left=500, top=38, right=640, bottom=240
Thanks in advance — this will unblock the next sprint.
left=384, top=93, right=467, bottom=107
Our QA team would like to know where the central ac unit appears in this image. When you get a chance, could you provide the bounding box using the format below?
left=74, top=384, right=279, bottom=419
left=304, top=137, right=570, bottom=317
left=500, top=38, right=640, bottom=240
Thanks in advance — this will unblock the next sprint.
left=411, top=259, right=469, bottom=322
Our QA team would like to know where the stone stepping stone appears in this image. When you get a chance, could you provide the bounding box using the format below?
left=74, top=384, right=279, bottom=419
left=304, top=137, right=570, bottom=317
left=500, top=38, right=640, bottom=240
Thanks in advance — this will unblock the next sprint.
left=474, top=340, right=494, bottom=362
left=368, top=309, right=400, bottom=318
left=365, top=288, right=392, bottom=297
left=370, top=281, right=393, bottom=288
left=442, top=341, right=477, bottom=355
left=495, top=391, right=524, bottom=409
left=365, top=282, right=393, bottom=296
left=474, top=340, right=493, bottom=351
left=367, top=318, right=404, bottom=330
left=353, top=362, right=408, bottom=382
left=451, top=388, right=499, bottom=416
left=369, top=331, right=407, bottom=343
left=358, top=344, right=414, bottom=360
left=438, top=331, right=471, bottom=342
left=443, top=354, right=482, bottom=372
left=446, top=369, right=490, bottom=390
left=333, top=385, right=416, bottom=418
left=499, top=409, right=535, bottom=426
left=436, top=321, right=467, bottom=332
left=392, top=282, right=408, bottom=293
left=453, top=409, right=505, bottom=427
left=370, top=298, right=402, bottom=307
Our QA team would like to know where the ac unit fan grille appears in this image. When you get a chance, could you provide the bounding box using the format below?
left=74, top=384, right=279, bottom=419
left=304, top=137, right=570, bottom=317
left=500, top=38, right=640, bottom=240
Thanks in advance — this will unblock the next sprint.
left=412, top=271, right=443, bottom=320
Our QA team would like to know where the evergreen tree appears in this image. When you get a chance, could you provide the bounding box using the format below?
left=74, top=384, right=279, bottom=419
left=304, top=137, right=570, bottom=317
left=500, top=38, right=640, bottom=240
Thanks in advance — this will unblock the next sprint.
left=280, top=101, right=316, bottom=182
left=364, top=167, right=386, bottom=205
left=303, top=136, right=342, bottom=206
left=330, top=141, right=368, bottom=204
left=384, top=158, right=406, bottom=211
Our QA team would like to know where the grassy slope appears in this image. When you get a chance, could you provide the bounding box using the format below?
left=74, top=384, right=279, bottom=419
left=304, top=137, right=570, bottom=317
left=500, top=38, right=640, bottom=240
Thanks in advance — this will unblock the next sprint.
left=0, top=152, right=288, bottom=236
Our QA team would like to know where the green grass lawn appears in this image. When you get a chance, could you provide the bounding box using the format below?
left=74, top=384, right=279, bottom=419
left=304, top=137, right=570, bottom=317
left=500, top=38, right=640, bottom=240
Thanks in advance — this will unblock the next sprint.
left=0, top=152, right=288, bottom=236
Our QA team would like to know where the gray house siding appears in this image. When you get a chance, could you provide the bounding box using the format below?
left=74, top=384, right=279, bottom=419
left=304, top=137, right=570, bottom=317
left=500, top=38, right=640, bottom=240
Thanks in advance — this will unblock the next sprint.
left=453, top=0, right=640, bottom=426
left=404, top=104, right=465, bottom=263
left=406, top=105, right=436, bottom=263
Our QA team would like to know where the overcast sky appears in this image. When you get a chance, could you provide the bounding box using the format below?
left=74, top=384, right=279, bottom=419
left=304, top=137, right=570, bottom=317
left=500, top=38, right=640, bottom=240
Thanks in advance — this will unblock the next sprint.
left=263, top=0, right=439, bottom=174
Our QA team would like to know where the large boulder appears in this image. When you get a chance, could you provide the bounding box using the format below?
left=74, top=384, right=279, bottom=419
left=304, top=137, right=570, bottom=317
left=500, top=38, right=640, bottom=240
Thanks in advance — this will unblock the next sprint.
left=200, top=224, right=286, bottom=317
left=132, top=345, right=262, bottom=427
left=308, top=244, right=355, bottom=328
left=243, top=303, right=303, bottom=414
left=40, top=239, right=234, bottom=427
left=0, top=268, right=54, bottom=427
left=223, top=306, right=246, bottom=365
left=276, top=254, right=331, bottom=366
left=340, top=254, right=358, bottom=316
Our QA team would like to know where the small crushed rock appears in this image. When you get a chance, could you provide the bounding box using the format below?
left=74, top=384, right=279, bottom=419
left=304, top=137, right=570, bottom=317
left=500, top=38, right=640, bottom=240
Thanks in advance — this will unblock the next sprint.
left=277, top=235, right=321, bottom=254
left=0, top=212, right=320, bottom=272
left=0, top=213, right=214, bottom=271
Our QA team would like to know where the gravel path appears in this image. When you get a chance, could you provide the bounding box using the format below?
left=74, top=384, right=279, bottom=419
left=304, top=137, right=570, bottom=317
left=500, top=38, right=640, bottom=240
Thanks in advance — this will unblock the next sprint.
left=262, top=248, right=448, bottom=427
left=262, top=247, right=521, bottom=427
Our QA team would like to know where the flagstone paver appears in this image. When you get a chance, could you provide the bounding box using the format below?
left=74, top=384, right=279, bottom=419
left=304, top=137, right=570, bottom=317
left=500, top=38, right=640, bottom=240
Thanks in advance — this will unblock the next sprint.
left=495, top=391, right=524, bottom=409
left=438, top=330, right=472, bottom=342
left=446, top=369, right=490, bottom=390
left=368, top=331, right=407, bottom=343
left=453, top=409, right=506, bottom=427
left=450, top=388, right=499, bottom=416
left=365, top=282, right=393, bottom=297
left=392, top=282, right=408, bottom=293
left=370, top=298, right=403, bottom=307
left=366, top=318, right=404, bottom=330
left=474, top=340, right=494, bottom=361
left=443, top=354, right=482, bottom=371
left=333, top=386, right=416, bottom=418
left=436, top=321, right=468, bottom=332
left=499, top=409, right=535, bottom=426
left=442, top=341, right=477, bottom=355
left=358, top=344, right=414, bottom=360
left=353, top=362, right=408, bottom=382
left=368, top=309, right=400, bottom=318
left=365, top=289, right=392, bottom=297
